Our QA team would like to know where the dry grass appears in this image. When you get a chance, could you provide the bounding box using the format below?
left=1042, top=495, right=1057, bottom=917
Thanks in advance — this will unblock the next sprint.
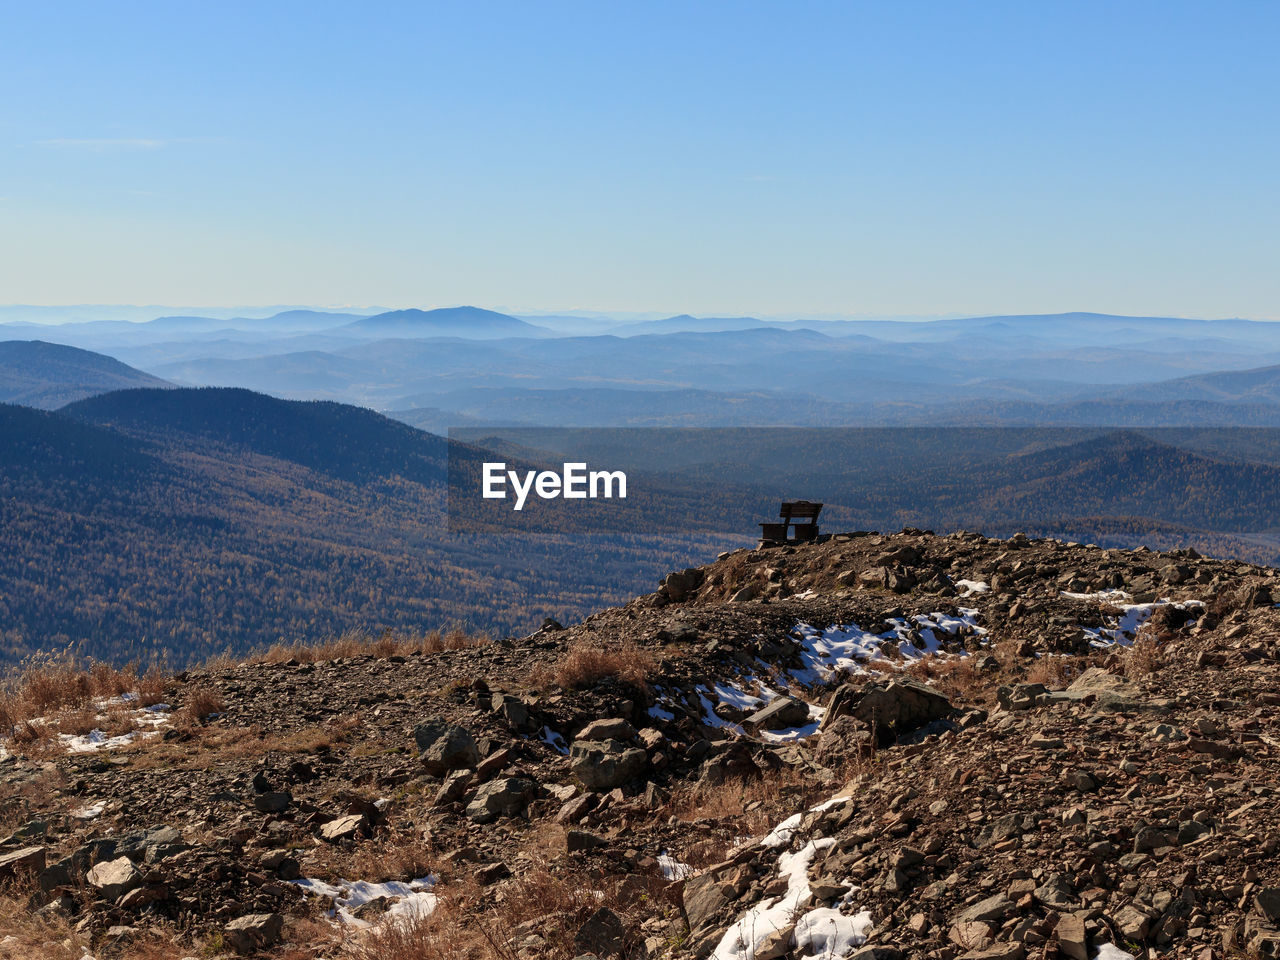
left=0, top=653, right=177, bottom=758
left=133, top=711, right=365, bottom=772
left=341, top=856, right=665, bottom=960
left=177, top=684, right=224, bottom=725
left=662, top=764, right=826, bottom=868
left=0, top=652, right=159, bottom=735
left=251, top=628, right=489, bottom=666
left=0, top=881, right=81, bottom=960
left=307, top=830, right=436, bottom=883
left=533, top=641, right=656, bottom=691
left=1025, top=654, right=1080, bottom=688
left=908, top=655, right=990, bottom=703
left=1125, top=625, right=1165, bottom=677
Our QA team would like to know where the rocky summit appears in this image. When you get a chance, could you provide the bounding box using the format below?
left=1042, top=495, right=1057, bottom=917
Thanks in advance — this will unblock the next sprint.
left=3, top=529, right=1280, bottom=960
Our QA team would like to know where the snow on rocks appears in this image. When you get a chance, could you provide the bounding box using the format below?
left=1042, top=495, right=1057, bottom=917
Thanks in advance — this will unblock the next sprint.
left=291, top=875, right=438, bottom=928
left=1085, top=599, right=1204, bottom=648
left=789, top=609, right=984, bottom=686
left=1093, top=945, right=1137, bottom=960
left=60, top=729, right=152, bottom=754
left=50, top=698, right=173, bottom=753
left=71, top=801, right=107, bottom=820
left=710, top=838, right=837, bottom=960
left=707, top=796, right=870, bottom=960
left=539, top=725, right=569, bottom=755
left=658, top=852, right=693, bottom=881
left=793, top=906, right=874, bottom=959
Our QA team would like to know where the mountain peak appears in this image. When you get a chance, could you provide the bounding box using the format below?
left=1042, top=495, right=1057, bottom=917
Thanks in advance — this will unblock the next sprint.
left=340, top=306, right=547, bottom=339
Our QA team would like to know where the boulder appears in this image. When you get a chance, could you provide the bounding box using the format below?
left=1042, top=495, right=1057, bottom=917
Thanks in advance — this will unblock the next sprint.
left=434, top=769, right=473, bottom=807
left=224, top=913, right=284, bottom=953
left=87, top=857, right=143, bottom=901
left=570, top=740, right=647, bottom=791
left=0, top=846, right=46, bottom=879
left=821, top=677, right=953, bottom=742
left=683, top=869, right=736, bottom=939
left=574, top=906, right=626, bottom=957
left=253, top=791, right=292, bottom=814
left=577, top=718, right=636, bottom=742
left=414, top=722, right=480, bottom=775
left=566, top=829, right=608, bottom=852
left=956, top=895, right=1014, bottom=925
left=320, top=813, right=368, bottom=842
left=1255, top=887, right=1280, bottom=924
left=491, top=694, right=532, bottom=731
left=1056, top=914, right=1088, bottom=960
left=1112, top=904, right=1152, bottom=942
left=660, top=568, right=704, bottom=602
left=996, top=683, right=1048, bottom=711
left=465, top=777, right=534, bottom=824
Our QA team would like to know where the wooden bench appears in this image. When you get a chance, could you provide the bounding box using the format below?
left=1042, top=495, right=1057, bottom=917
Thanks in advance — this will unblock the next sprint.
left=759, top=500, right=823, bottom=546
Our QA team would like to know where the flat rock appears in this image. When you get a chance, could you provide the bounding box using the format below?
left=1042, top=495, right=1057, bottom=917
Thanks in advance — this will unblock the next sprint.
left=87, top=857, right=143, bottom=900
left=746, top=696, right=811, bottom=731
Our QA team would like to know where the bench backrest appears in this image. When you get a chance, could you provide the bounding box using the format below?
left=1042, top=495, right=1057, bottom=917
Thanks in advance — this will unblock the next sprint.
left=779, top=500, right=822, bottom=522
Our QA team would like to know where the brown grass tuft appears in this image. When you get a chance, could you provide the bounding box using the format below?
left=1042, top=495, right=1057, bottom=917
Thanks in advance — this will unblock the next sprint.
left=1125, top=625, right=1165, bottom=677
left=907, top=655, right=991, bottom=703
left=178, top=685, right=224, bottom=724
left=251, top=628, right=490, bottom=667
left=1025, top=654, right=1079, bottom=688
left=535, top=641, right=655, bottom=691
left=0, top=653, right=169, bottom=755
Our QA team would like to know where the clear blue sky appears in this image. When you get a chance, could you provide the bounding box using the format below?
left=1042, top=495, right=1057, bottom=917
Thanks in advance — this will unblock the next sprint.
left=2, top=1, right=1276, bottom=318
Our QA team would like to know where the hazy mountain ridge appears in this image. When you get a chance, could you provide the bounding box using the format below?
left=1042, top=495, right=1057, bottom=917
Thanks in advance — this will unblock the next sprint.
left=0, top=340, right=172, bottom=409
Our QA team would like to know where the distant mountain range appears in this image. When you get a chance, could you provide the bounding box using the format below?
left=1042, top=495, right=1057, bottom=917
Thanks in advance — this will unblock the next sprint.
left=0, top=340, right=171, bottom=408
left=338, top=306, right=549, bottom=339
left=6, top=308, right=1280, bottom=430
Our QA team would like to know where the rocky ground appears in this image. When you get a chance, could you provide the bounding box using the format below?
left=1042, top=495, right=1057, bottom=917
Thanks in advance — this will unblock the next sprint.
left=2, top=529, right=1279, bottom=960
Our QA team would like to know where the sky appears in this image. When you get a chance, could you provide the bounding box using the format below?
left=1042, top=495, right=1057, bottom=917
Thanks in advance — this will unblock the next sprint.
left=1, top=1, right=1277, bottom=319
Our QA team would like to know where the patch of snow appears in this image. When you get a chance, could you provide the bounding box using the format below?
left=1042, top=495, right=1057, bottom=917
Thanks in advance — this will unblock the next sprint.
left=759, top=701, right=825, bottom=744
left=715, top=794, right=870, bottom=959
left=711, top=682, right=765, bottom=711
left=59, top=729, right=149, bottom=753
left=954, top=579, right=989, bottom=597
left=760, top=796, right=849, bottom=849
left=658, top=853, right=692, bottom=881
left=1062, top=588, right=1133, bottom=603
left=647, top=703, right=676, bottom=722
left=539, top=726, right=568, bottom=755
left=793, top=905, right=873, bottom=959
left=43, top=696, right=175, bottom=754
left=72, top=802, right=106, bottom=820
left=292, top=875, right=438, bottom=928
left=712, top=838, right=835, bottom=960
left=790, top=609, right=985, bottom=685
left=1093, top=945, right=1137, bottom=960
